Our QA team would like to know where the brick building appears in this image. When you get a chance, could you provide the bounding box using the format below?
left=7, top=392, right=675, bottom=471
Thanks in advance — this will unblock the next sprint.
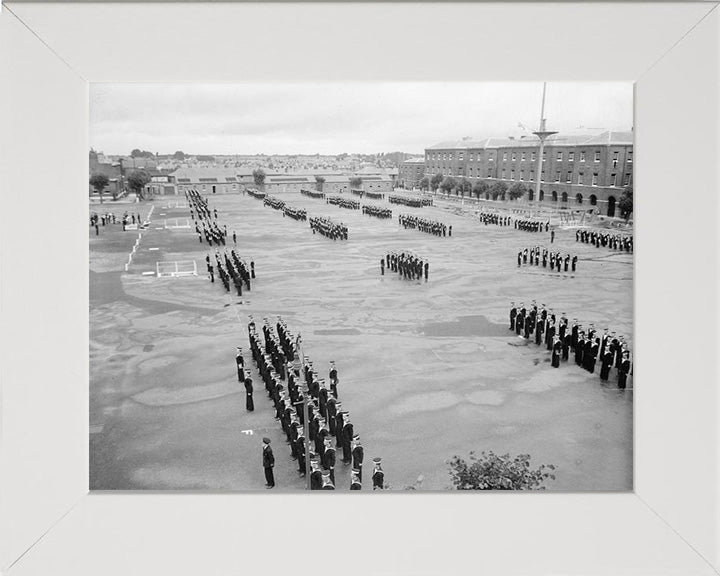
left=398, top=157, right=426, bottom=188
left=425, top=130, right=633, bottom=217
left=89, top=150, right=124, bottom=197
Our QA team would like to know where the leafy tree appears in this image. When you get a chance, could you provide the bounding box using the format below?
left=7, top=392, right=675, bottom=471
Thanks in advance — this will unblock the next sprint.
left=618, top=185, right=633, bottom=220
left=196, top=155, right=215, bottom=162
left=349, top=176, right=363, bottom=189
left=448, top=451, right=556, bottom=490
left=508, top=182, right=527, bottom=201
left=419, top=176, right=430, bottom=191
left=89, top=173, right=109, bottom=204
left=457, top=178, right=472, bottom=197
left=127, top=170, right=151, bottom=200
left=473, top=180, right=490, bottom=199
left=430, top=173, right=443, bottom=191
left=172, top=151, right=186, bottom=160
left=130, top=149, right=154, bottom=158
left=440, top=176, right=456, bottom=194
left=315, top=175, right=326, bottom=192
left=253, top=169, right=266, bottom=186
left=490, top=180, right=508, bottom=200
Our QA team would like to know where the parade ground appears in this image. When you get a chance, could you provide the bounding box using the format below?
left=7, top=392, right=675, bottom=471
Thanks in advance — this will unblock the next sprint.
left=90, top=191, right=633, bottom=491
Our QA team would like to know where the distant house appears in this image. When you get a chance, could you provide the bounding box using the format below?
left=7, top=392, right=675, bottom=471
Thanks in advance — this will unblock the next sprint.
left=355, top=166, right=398, bottom=188
left=398, top=158, right=426, bottom=188
left=143, top=175, right=176, bottom=197
left=89, top=151, right=124, bottom=198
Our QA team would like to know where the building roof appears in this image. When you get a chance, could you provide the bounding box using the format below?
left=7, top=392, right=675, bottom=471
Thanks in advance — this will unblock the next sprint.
left=402, top=158, right=426, bottom=164
left=265, top=175, right=315, bottom=184
left=580, top=130, right=634, bottom=146
left=355, top=166, right=397, bottom=176
left=427, top=129, right=633, bottom=151
left=320, top=174, right=352, bottom=183
left=171, top=166, right=241, bottom=181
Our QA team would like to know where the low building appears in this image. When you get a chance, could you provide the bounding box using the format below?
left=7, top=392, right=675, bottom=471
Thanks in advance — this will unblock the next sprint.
left=171, top=166, right=253, bottom=195
left=263, top=174, right=317, bottom=193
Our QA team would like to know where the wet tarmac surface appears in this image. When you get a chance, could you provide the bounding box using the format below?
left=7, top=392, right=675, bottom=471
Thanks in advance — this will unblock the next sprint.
left=90, top=193, right=633, bottom=491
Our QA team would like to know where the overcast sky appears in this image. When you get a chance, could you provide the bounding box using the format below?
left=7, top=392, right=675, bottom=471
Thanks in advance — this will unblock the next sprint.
left=90, top=83, right=633, bottom=156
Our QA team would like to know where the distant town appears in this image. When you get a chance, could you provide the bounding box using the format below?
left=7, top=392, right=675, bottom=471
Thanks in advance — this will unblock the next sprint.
left=90, top=126, right=632, bottom=219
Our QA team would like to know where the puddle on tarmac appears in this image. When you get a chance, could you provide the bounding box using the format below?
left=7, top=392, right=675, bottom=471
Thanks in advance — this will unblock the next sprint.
left=421, top=315, right=508, bottom=337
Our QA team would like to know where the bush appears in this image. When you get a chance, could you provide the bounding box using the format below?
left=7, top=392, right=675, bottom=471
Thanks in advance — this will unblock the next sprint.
left=448, top=451, right=556, bottom=490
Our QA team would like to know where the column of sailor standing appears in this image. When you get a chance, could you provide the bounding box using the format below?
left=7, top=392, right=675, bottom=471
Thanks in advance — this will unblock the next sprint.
left=242, top=315, right=384, bottom=490
left=509, top=301, right=632, bottom=389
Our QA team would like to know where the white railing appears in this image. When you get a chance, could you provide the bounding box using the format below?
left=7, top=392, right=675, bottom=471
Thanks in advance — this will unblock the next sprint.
left=156, top=261, right=198, bottom=277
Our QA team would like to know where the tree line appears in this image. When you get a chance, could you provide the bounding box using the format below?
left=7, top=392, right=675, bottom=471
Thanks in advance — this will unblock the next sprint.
left=417, top=173, right=633, bottom=219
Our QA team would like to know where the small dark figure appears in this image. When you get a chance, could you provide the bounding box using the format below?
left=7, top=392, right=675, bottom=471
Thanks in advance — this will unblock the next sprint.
left=262, top=438, right=275, bottom=488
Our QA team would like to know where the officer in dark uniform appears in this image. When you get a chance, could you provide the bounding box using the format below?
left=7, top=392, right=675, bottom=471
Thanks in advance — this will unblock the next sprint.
left=510, top=302, right=517, bottom=331
left=262, top=437, right=275, bottom=489
left=236, top=347, right=245, bottom=381
left=244, top=370, right=254, bottom=411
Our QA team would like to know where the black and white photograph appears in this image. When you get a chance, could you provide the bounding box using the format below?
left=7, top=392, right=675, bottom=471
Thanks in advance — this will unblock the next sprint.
left=89, top=82, right=634, bottom=492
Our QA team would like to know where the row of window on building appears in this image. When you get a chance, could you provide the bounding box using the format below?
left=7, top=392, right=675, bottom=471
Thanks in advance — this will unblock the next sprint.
left=428, top=149, right=632, bottom=164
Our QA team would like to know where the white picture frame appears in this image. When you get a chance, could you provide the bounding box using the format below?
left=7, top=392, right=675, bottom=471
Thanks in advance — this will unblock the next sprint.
left=1, top=2, right=718, bottom=575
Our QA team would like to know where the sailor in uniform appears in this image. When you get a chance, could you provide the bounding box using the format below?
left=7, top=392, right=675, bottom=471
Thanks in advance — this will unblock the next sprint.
left=618, top=352, right=631, bottom=389
left=295, top=424, right=306, bottom=476
left=320, top=469, right=335, bottom=490
left=599, top=348, right=613, bottom=381
left=372, top=457, right=384, bottom=490
left=351, top=435, right=364, bottom=482
left=341, top=413, right=354, bottom=465
left=310, top=456, right=323, bottom=490
left=322, top=437, right=336, bottom=485
left=551, top=336, right=562, bottom=368
left=350, top=469, right=362, bottom=490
